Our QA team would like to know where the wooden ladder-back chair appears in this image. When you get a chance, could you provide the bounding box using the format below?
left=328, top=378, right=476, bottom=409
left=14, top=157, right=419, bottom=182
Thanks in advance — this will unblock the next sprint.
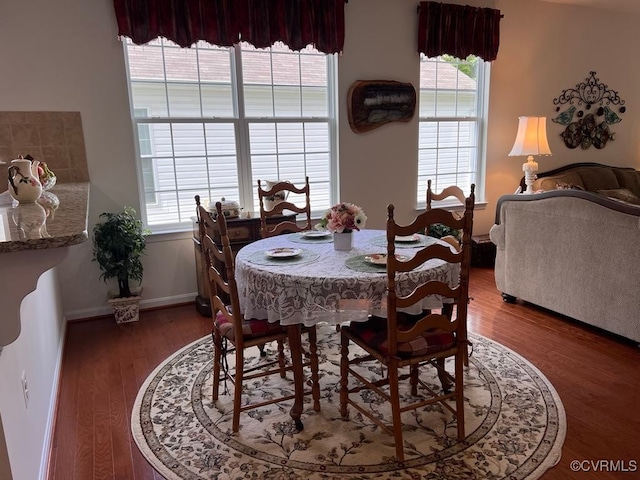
left=199, top=201, right=320, bottom=432
left=339, top=188, right=475, bottom=462
left=258, top=177, right=312, bottom=238
left=426, top=180, right=475, bottom=365
left=426, top=179, right=469, bottom=252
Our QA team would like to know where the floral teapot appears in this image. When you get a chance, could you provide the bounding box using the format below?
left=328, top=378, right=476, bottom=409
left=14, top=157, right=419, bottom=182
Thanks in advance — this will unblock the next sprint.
left=8, top=156, right=43, bottom=203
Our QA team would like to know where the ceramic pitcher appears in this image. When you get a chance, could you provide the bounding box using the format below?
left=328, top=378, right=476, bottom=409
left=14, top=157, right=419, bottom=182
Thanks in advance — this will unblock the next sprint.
left=263, top=180, right=290, bottom=211
left=8, top=156, right=42, bottom=203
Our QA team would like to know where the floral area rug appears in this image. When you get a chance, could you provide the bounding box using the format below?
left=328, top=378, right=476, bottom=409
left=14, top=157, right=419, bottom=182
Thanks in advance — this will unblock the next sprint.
left=131, top=324, right=566, bottom=480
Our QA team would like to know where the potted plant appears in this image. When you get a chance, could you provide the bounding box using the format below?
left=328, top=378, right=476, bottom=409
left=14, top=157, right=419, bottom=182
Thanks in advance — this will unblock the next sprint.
left=92, top=206, right=149, bottom=323
left=428, top=223, right=460, bottom=240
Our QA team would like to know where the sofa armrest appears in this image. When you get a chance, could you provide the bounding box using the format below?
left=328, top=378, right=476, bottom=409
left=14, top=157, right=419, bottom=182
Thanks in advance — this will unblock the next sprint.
left=489, top=223, right=504, bottom=249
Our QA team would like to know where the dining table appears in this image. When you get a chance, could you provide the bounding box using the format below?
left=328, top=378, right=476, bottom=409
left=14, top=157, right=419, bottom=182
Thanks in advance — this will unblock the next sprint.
left=234, top=228, right=461, bottom=430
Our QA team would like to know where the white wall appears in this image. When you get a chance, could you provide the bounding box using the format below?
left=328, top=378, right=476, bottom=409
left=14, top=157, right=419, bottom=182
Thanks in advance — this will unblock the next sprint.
left=0, top=269, right=65, bottom=480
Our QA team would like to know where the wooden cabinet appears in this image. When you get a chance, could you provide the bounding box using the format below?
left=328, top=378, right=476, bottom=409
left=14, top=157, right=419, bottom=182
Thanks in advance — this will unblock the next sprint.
left=192, top=213, right=296, bottom=316
left=471, top=234, right=496, bottom=268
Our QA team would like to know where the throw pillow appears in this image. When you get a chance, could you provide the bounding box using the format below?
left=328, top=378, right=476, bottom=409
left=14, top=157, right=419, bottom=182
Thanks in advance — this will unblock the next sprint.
left=597, top=188, right=640, bottom=205
left=578, top=167, right=619, bottom=191
left=556, top=181, right=584, bottom=190
left=612, top=170, right=640, bottom=197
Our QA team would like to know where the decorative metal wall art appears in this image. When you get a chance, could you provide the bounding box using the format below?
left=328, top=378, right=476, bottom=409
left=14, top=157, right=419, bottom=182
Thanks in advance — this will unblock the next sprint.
left=552, top=71, right=626, bottom=150
left=347, top=80, right=416, bottom=133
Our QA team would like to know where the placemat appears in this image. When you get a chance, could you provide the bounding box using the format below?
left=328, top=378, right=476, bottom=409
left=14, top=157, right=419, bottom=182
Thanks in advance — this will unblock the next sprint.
left=287, top=232, right=334, bottom=244
left=368, top=234, right=435, bottom=249
left=344, top=255, right=388, bottom=273
left=246, top=248, right=321, bottom=266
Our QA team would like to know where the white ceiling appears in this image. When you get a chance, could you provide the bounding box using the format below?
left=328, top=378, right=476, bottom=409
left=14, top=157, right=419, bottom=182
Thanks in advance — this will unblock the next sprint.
left=539, top=0, right=640, bottom=15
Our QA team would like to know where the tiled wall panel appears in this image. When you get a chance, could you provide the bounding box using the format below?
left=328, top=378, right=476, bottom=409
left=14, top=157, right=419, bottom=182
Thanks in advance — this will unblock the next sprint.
left=0, top=111, right=89, bottom=191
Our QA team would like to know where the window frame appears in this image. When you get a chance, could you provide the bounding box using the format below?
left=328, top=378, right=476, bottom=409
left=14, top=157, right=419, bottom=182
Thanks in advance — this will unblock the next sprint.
left=123, top=40, right=339, bottom=233
left=416, top=55, right=490, bottom=209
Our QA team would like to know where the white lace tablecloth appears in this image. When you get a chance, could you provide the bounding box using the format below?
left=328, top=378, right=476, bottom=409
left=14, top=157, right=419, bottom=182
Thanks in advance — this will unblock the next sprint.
left=235, top=229, right=460, bottom=326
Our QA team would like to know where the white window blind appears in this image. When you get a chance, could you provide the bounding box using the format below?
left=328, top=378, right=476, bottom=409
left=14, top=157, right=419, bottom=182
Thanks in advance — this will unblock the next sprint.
left=417, top=55, right=488, bottom=205
left=124, top=39, right=337, bottom=231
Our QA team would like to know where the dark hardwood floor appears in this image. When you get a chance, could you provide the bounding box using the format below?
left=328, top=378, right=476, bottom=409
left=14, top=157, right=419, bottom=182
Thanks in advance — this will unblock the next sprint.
left=47, top=267, right=640, bottom=480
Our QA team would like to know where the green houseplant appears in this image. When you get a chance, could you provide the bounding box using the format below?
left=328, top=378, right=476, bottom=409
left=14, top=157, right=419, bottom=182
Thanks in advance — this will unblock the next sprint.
left=428, top=223, right=461, bottom=240
left=93, top=206, right=149, bottom=322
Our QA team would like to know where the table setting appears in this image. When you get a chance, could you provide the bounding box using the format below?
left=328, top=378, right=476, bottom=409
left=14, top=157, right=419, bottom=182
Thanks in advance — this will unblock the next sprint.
left=235, top=228, right=460, bottom=326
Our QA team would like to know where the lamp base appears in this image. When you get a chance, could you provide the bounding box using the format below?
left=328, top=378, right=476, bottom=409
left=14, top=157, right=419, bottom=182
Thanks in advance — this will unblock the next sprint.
left=524, top=170, right=537, bottom=194
left=523, top=156, right=538, bottom=195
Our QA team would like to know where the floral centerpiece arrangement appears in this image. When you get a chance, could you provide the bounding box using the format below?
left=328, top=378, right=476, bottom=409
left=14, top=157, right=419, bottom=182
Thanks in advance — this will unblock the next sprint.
left=317, top=202, right=367, bottom=233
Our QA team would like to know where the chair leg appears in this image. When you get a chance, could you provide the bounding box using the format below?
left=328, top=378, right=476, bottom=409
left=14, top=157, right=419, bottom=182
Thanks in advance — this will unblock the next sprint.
left=443, top=303, right=469, bottom=367
left=410, top=365, right=418, bottom=396
left=277, top=339, right=286, bottom=378
left=258, top=343, right=267, bottom=357
left=339, top=333, right=350, bottom=418
left=212, top=329, right=222, bottom=401
left=436, top=357, right=453, bottom=394
left=232, top=345, right=244, bottom=432
left=455, top=352, right=466, bottom=441
left=388, top=363, right=404, bottom=462
left=307, top=326, right=321, bottom=412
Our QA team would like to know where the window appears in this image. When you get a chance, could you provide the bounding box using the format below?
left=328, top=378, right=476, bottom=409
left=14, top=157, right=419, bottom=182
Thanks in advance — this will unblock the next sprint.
left=417, top=55, right=489, bottom=205
left=124, top=39, right=337, bottom=231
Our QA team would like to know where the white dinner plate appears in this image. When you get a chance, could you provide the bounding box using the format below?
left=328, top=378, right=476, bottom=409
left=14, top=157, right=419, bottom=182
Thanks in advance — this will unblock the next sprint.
left=364, top=253, right=410, bottom=265
left=301, top=230, right=332, bottom=238
left=395, top=234, right=420, bottom=242
left=265, top=247, right=303, bottom=259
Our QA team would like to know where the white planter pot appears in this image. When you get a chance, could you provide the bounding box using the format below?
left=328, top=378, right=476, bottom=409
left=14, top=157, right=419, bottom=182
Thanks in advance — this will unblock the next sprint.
left=108, top=296, right=141, bottom=324
left=333, top=231, right=353, bottom=251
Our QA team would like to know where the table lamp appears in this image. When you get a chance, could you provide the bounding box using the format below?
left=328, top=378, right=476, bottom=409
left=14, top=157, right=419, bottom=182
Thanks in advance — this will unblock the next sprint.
left=508, top=116, right=552, bottom=194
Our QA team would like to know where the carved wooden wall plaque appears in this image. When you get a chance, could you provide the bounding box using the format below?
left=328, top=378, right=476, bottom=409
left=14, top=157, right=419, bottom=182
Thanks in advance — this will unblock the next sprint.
left=347, top=80, right=416, bottom=133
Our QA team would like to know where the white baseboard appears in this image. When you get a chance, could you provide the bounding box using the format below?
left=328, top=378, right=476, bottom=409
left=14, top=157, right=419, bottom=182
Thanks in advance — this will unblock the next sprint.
left=39, top=317, right=67, bottom=480
left=65, top=292, right=197, bottom=321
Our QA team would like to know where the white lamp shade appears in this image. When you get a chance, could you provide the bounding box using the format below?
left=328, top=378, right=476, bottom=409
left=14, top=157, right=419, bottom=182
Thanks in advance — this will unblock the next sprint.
left=508, top=116, right=552, bottom=157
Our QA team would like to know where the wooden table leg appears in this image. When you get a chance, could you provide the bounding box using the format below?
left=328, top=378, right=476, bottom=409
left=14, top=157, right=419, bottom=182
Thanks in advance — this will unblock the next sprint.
left=287, top=324, right=305, bottom=431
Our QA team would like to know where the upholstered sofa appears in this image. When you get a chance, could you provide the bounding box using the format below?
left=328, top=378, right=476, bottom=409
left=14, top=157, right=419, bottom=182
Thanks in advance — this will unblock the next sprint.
left=489, top=163, right=640, bottom=343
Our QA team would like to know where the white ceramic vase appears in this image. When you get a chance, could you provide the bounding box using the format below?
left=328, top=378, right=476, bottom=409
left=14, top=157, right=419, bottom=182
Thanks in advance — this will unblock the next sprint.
left=333, top=231, right=353, bottom=251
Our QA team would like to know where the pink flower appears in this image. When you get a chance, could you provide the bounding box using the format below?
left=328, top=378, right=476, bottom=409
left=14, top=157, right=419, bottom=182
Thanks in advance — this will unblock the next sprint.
left=317, top=202, right=367, bottom=233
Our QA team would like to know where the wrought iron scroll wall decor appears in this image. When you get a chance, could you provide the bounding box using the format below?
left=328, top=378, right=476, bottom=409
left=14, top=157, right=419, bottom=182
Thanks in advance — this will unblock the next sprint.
left=552, top=71, right=626, bottom=150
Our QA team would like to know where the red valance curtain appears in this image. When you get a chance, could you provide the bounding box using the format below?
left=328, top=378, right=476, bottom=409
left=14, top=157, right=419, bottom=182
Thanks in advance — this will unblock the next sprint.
left=112, top=0, right=346, bottom=54
left=417, top=1, right=502, bottom=61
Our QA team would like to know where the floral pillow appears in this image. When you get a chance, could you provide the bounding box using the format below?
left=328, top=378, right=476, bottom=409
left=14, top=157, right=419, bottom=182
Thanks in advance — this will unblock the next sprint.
left=556, top=181, right=584, bottom=190
left=597, top=188, right=640, bottom=205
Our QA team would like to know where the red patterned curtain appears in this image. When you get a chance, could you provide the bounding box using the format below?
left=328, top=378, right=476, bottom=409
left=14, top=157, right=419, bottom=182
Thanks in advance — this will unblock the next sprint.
left=417, top=1, right=502, bottom=61
left=112, top=0, right=346, bottom=53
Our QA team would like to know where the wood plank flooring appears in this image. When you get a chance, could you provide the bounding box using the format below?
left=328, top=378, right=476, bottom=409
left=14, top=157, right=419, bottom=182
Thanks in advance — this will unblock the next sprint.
left=47, top=267, right=640, bottom=480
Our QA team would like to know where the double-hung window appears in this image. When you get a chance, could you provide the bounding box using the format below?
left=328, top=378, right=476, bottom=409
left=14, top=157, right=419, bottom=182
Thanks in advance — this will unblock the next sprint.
left=124, top=39, right=337, bottom=231
left=417, top=54, right=489, bottom=205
